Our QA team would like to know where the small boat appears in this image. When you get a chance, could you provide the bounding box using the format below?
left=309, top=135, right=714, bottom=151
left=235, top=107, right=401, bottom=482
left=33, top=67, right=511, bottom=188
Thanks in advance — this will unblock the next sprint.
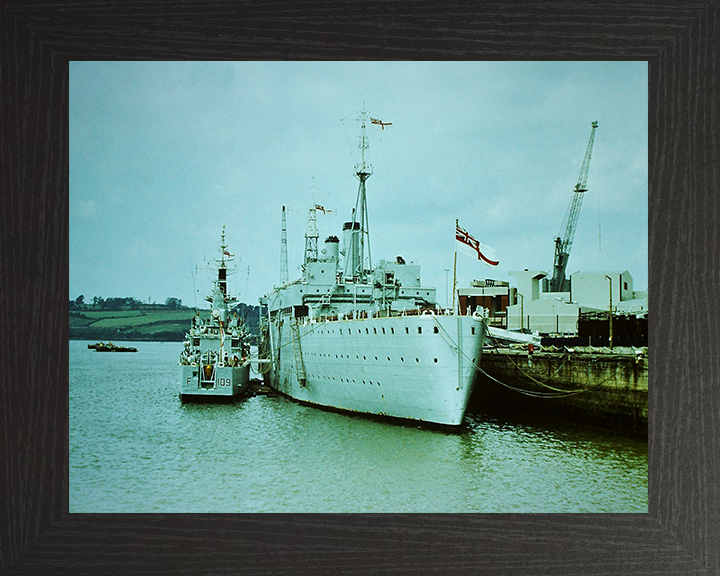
left=179, top=225, right=252, bottom=401
left=90, top=342, right=138, bottom=352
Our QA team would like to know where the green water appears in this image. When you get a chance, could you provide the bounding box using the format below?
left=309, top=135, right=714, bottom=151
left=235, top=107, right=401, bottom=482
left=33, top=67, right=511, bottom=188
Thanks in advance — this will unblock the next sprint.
left=70, top=340, right=647, bottom=513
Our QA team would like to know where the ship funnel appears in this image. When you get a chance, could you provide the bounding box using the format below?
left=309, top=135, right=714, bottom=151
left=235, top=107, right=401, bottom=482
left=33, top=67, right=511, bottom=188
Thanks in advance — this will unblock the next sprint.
left=324, top=235, right=339, bottom=263
left=342, top=222, right=361, bottom=278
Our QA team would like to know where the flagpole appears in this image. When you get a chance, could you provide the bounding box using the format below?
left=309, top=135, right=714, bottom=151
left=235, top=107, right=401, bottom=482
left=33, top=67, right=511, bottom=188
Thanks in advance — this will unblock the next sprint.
left=452, top=219, right=458, bottom=313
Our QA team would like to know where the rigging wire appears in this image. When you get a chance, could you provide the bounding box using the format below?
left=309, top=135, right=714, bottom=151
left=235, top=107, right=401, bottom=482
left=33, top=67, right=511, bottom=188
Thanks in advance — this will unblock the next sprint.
left=262, top=310, right=637, bottom=401
left=431, top=315, right=632, bottom=399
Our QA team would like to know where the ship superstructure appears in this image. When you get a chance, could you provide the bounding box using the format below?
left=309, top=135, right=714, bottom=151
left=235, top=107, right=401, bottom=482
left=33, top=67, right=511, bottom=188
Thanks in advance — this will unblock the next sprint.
left=179, top=225, right=251, bottom=400
left=259, top=108, right=485, bottom=425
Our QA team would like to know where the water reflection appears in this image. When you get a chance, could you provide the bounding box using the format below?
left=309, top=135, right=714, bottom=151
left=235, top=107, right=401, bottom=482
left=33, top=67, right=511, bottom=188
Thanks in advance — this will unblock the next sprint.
left=70, top=341, right=647, bottom=513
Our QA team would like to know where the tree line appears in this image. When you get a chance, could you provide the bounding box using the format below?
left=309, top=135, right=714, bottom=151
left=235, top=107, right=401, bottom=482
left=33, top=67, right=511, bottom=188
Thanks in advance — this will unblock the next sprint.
left=69, top=296, right=261, bottom=325
left=69, top=295, right=187, bottom=311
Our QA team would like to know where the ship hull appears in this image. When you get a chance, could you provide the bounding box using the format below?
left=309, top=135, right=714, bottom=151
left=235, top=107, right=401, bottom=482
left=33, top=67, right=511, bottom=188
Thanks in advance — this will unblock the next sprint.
left=264, top=313, right=484, bottom=425
left=180, top=363, right=251, bottom=401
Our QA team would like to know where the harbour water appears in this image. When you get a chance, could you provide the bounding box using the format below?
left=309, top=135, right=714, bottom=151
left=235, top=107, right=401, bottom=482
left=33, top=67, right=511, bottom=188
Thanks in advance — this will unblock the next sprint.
left=69, top=340, right=648, bottom=513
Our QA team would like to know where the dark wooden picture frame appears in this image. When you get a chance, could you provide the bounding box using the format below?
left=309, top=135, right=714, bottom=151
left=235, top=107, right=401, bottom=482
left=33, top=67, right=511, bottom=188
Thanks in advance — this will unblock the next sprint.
left=2, top=2, right=717, bottom=574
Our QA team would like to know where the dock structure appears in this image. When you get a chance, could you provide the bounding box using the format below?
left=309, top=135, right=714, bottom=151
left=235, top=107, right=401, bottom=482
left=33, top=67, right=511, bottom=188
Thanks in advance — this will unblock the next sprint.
left=473, top=346, right=648, bottom=437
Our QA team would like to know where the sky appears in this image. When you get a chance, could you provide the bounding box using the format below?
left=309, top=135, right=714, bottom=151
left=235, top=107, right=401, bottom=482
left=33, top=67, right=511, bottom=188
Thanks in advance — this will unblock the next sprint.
left=70, top=61, right=648, bottom=309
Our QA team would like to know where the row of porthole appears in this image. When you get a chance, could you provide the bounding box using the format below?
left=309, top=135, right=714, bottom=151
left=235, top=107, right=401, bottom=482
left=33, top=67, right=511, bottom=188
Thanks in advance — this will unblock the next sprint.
left=303, top=353, right=476, bottom=365
left=306, top=351, right=439, bottom=364
left=310, top=325, right=477, bottom=336
left=314, top=325, right=442, bottom=335
left=300, top=286, right=371, bottom=294
left=309, top=373, right=382, bottom=386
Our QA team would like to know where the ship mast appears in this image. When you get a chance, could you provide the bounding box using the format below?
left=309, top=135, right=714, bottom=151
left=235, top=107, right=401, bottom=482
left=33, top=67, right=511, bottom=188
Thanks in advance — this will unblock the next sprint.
left=303, top=205, right=319, bottom=268
left=280, top=206, right=289, bottom=284
left=218, top=223, right=229, bottom=298
left=208, top=223, right=236, bottom=318
left=349, top=104, right=373, bottom=281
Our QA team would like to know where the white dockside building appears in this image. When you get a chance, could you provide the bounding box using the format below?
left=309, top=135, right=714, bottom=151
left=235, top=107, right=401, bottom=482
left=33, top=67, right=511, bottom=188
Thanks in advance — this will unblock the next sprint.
left=459, top=269, right=648, bottom=337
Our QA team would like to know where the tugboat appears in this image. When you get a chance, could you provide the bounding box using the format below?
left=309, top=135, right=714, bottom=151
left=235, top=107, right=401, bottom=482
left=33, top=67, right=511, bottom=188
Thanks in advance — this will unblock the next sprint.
left=179, top=225, right=252, bottom=401
left=89, top=342, right=138, bottom=352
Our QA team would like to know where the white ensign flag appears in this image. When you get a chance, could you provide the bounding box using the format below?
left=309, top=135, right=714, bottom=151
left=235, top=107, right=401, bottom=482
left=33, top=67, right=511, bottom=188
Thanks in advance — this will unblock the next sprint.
left=455, top=222, right=499, bottom=267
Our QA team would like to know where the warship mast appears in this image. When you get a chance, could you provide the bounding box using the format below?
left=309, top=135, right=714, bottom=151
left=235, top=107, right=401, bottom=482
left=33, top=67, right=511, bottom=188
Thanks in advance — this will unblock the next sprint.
left=346, top=104, right=373, bottom=282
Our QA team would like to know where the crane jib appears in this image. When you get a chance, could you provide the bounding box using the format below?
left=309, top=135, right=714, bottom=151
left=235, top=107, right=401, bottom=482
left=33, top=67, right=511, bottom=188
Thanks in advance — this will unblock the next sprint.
left=549, top=121, right=598, bottom=293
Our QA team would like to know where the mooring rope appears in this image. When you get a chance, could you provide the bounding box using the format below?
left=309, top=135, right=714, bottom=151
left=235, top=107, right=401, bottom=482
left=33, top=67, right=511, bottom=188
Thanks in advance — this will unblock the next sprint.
left=431, top=315, right=633, bottom=399
left=483, top=328, right=575, bottom=392
left=263, top=313, right=636, bottom=400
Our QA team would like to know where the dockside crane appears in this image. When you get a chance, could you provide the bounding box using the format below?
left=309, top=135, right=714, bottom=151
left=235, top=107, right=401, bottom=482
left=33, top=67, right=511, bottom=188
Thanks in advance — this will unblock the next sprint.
left=548, top=121, right=599, bottom=293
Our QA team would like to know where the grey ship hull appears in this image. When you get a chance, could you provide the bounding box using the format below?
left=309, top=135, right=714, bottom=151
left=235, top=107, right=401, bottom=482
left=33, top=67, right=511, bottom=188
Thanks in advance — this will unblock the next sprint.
left=180, top=363, right=250, bottom=401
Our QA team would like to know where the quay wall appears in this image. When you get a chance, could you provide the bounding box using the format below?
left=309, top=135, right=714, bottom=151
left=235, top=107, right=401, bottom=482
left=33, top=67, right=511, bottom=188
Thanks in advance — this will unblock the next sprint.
left=471, top=349, right=648, bottom=437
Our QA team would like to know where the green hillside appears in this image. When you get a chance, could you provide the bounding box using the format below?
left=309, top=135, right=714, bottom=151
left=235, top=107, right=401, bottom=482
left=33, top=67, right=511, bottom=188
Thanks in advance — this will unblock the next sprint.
left=70, top=306, right=261, bottom=343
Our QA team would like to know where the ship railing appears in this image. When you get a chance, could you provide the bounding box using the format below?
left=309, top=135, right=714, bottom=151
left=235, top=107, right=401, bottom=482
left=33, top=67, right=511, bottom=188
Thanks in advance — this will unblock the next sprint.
left=339, top=310, right=372, bottom=320
left=307, top=306, right=475, bottom=323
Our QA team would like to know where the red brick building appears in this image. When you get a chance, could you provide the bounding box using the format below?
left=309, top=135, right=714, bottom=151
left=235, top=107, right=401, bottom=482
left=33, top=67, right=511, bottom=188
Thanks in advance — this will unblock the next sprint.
left=458, top=279, right=513, bottom=328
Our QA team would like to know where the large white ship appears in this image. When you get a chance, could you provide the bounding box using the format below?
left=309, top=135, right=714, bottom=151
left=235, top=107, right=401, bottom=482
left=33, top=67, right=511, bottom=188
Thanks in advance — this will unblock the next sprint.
left=259, top=108, right=485, bottom=426
left=179, top=226, right=251, bottom=401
